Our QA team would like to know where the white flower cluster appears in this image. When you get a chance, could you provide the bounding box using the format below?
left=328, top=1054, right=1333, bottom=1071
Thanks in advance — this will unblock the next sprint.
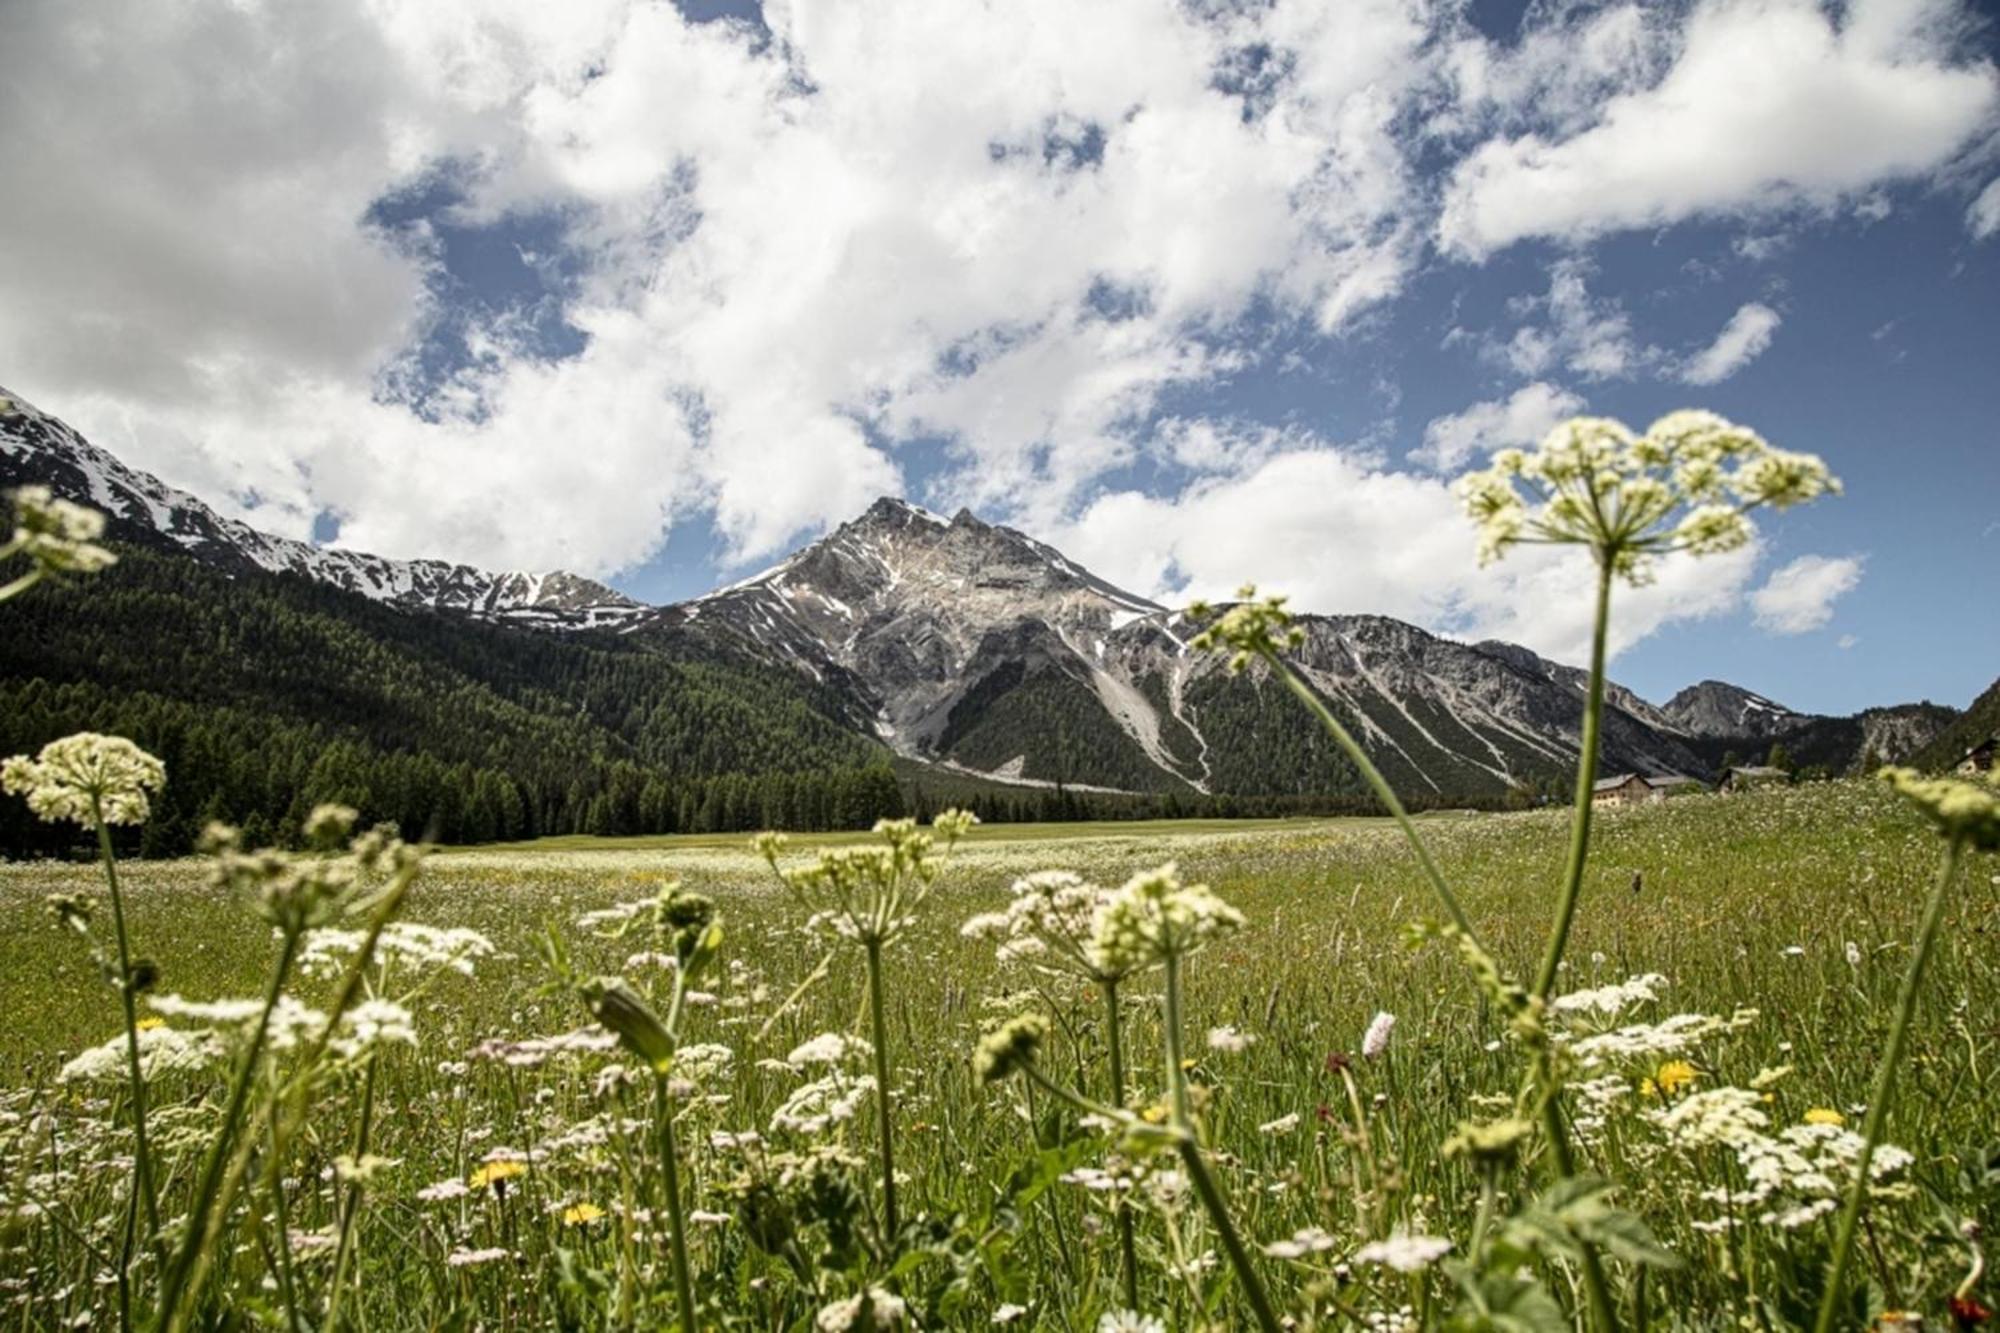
left=7, top=485, right=116, bottom=577
left=1361, top=1010, right=1396, bottom=1059
left=150, top=993, right=329, bottom=1053
left=770, top=1073, right=876, bottom=1137
left=1552, top=972, right=1668, bottom=1021
left=1454, top=411, right=1838, bottom=580
left=814, top=1286, right=909, bottom=1330
left=785, top=1032, right=871, bottom=1069
left=333, top=999, right=418, bottom=1057
left=1650, top=1089, right=1915, bottom=1231
left=962, top=870, right=1120, bottom=979
left=59, top=1026, right=224, bottom=1084
left=1353, top=1232, right=1453, bottom=1272
left=299, top=922, right=497, bottom=979
left=2, top=733, right=165, bottom=828
left=1567, top=1007, right=1757, bottom=1067
left=1088, top=863, right=1245, bottom=975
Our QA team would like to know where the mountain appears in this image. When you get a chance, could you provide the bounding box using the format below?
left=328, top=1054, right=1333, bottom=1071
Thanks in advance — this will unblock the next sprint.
left=1909, top=675, right=2000, bottom=771
left=1661, top=678, right=1957, bottom=774
left=0, top=389, right=642, bottom=630
left=11, top=386, right=1916, bottom=838
left=647, top=497, right=1710, bottom=798
left=1661, top=680, right=1808, bottom=739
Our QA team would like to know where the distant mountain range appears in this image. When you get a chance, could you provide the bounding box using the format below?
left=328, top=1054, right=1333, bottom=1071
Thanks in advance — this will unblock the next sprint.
left=0, top=386, right=1977, bottom=833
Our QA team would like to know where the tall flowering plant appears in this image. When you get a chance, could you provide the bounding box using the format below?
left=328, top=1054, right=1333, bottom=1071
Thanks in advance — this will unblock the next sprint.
left=1189, top=410, right=1840, bottom=1330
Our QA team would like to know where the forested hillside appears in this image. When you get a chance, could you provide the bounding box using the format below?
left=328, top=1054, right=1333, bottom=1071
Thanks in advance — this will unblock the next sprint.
left=0, top=546, right=902, bottom=855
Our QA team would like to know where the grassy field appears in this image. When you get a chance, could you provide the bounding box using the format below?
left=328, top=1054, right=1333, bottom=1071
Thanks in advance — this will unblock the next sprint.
left=2, top=780, right=1995, bottom=1329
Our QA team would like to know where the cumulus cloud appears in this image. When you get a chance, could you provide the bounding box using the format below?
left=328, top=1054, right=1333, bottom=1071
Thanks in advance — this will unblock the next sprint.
left=1751, top=554, right=1864, bottom=633
left=0, top=0, right=1435, bottom=573
left=1439, top=0, right=2000, bottom=256
left=1681, top=302, right=1783, bottom=385
left=1413, top=382, right=1585, bottom=471
left=1485, top=260, right=1652, bottom=381
left=1050, top=436, right=1760, bottom=666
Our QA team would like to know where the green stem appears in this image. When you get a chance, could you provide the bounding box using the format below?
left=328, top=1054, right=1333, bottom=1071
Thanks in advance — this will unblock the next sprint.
left=1174, top=1139, right=1282, bottom=1333
left=267, top=1109, right=305, bottom=1333
left=1534, top=561, right=1613, bottom=1001
left=1812, top=835, right=1965, bottom=1333
left=657, top=1077, right=700, bottom=1333
left=1268, top=659, right=1482, bottom=948
left=324, top=1050, right=380, bottom=1331
left=1539, top=1095, right=1620, bottom=1332
left=1103, top=979, right=1140, bottom=1312
left=92, top=803, right=163, bottom=1267
left=863, top=938, right=900, bottom=1239
left=156, top=926, right=302, bottom=1322
left=1163, top=954, right=1191, bottom=1126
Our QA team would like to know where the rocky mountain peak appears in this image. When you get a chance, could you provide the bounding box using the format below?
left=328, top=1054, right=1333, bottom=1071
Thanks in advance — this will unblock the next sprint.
left=1661, top=679, right=1805, bottom=739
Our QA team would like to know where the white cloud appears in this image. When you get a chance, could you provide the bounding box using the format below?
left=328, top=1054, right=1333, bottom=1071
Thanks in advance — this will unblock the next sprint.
left=1681, top=301, right=1783, bottom=385
left=1970, top=176, right=2000, bottom=239
left=1440, top=0, right=2000, bottom=256
left=1414, top=381, right=1585, bottom=471
left=1050, top=437, right=1760, bottom=666
left=0, top=0, right=1438, bottom=574
left=1751, top=554, right=1864, bottom=634
left=1487, top=260, right=1652, bottom=381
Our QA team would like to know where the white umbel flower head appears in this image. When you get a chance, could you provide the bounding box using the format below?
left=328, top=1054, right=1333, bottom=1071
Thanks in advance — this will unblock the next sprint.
left=2, top=732, right=165, bottom=827
left=814, top=1286, right=909, bottom=1330
left=1096, top=1313, right=1167, bottom=1333
left=1089, top=863, right=1244, bottom=974
left=8, top=484, right=116, bottom=577
left=1354, top=1232, right=1453, bottom=1272
left=1453, top=410, right=1838, bottom=582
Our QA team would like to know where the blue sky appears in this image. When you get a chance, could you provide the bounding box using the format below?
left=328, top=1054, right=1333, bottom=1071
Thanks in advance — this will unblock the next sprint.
left=1, top=0, right=1995, bottom=715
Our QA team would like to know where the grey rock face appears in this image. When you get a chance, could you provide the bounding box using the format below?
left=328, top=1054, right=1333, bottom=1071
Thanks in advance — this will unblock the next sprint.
left=1660, top=679, right=1806, bottom=739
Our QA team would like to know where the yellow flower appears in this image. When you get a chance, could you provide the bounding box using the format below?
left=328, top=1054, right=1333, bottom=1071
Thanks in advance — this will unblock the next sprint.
left=562, top=1202, right=605, bottom=1226
left=1803, top=1107, right=1846, bottom=1127
left=135, top=1016, right=166, bottom=1032
left=470, top=1160, right=527, bottom=1191
left=1179, top=1058, right=1198, bottom=1071
left=1653, top=1060, right=1697, bottom=1096
left=1141, top=1104, right=1168, bottom=1124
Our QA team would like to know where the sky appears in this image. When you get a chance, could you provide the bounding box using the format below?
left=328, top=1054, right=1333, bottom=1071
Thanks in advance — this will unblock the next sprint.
left=1, top=0, right=1996, bottom=715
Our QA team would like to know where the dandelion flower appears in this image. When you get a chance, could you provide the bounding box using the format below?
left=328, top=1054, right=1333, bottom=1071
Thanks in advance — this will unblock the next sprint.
left=562, top=1202, right=606, bottom=1226
left=1653, top=1059, right=1698, bottom=1096
left=469, top=1160, right=527, bottom=1191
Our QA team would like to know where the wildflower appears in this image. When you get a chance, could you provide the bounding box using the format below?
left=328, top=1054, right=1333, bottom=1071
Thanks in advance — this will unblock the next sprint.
left=787, top=1032, right=871, bottom=1068
left=815, top=1286, right=909, bottom=1330
left=416, top=1179, right=468, bottom=1202
left=59, top=1026, right=222, bottom=1083
left=1846, top=941, right=1863, bottom=968
left=469, top=1160, right=527, bottom=1191
left=1804, top=1107, right=1847, bottom=1127
left=6, top=484, right=116, bottom=577
left=1453, top=410, right=1837, bottom=580
left=1361, top=1011, right=1396, bottom=1059
left=335, top=1000, right=417, bottom=1056
left=562, top=1202, right=606, bottom=1226
left=1354, top=1233, right=1453, bottom=1273
left=2, top=733, right=165, bottom=827
left=974, top=1013, right=1049, bottom=1084
left=1207, top=1025, right=1254, bottom=1053
left=1265, top=1226, right=1339, bottom=1259
left=1187, top=587, right=1305, bottom=673
left=992, top=1305, right=1029, bottom=1324
left=1096, top=1313, right=1168, bottom=1333
left=1553, top=973, right=1668, bottom=1019
left=771, top=1074, right=875, bottom=1136
left=299, top=922, right=495, bottom=979
left=1653, top=1059, right=1698, bottom=1096
left=1258, top=1112, right=1300, bottom=1136
left=1089, top=863, right=1244, bottom=974
left=134, top=1016, right=166, bottom=1032
left=1879, top=766, right=2000, bottom=851
left=445, top=1246, right=510, bottom=1267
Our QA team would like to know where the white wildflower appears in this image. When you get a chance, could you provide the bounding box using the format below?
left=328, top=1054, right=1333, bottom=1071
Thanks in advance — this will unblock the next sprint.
left=1361, top=1011, right=1396, bottom=1060
left=1552, top=973, right=1668, bottom=1020
left=1258, top=1112, right=1301, bottom=1136
left=771, top=1074, right=875, bottom=1136
left=1096, top=1313, right=1167, bottom=1333
left=2, top=733, right=165, bottom=828
left=815, top=1286, right=909, bottom=1330
left=1354, top=1233, right=1452, bottom=1273
left=786, top=1033, right=870, bottom=1068
left=445, top=1246, right=510, bottom=1267
left=1207, top=1025, right=1254, bottom=1054
left=59, top=1026, right=223, bottom=1084
left=1265, top=1226, right=1339, bottom=1259
left=1089, top=863, right=1244, bottom=975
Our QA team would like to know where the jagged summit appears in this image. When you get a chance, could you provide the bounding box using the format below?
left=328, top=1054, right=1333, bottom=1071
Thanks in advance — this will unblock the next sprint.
left=1660, top=679, right=1803, bottom=739
left=0, top=387, right=641, bottom=629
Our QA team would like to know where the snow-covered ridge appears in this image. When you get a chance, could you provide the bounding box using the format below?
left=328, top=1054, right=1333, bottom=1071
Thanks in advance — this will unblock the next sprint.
left=0, top=388, right=643, bottom=629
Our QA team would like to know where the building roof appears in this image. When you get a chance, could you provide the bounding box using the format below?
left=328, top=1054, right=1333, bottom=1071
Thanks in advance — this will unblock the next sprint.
left=1592, top=774, right=1641, bottom=793
left=1723, top=765, right=1788, bottom=778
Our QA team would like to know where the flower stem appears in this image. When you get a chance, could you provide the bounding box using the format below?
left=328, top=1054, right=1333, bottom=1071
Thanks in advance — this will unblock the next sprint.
left=324, top=1050, right=380, bottom=1331
left=1103, top=979, right=1140, bottom=1311
left=863, top=938, right=900, bottom=1238
left=92, top=801, right=163, bottom=1268
left=657, top=1076, right=700, bottom=1333
left=1812, top=835, right=1965, bottom=1333
left=1174, top=1138, right=1282, bottom=1333
left=1267, top=657, right=1482, bottom=948
left=1534, top=560, right=1613, bottom=1002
